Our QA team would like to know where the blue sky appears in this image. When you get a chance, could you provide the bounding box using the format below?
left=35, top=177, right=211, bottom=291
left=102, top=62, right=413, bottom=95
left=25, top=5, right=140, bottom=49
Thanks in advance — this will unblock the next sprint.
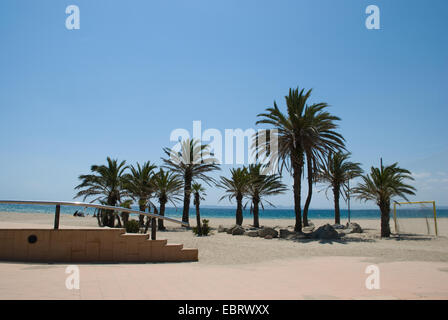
left=0, top=0, right=447, bottom=208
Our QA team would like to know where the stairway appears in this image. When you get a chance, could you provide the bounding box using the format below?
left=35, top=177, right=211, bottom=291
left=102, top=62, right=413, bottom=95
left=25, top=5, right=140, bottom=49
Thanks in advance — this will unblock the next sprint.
left=0, top=228, right=198, bottom=263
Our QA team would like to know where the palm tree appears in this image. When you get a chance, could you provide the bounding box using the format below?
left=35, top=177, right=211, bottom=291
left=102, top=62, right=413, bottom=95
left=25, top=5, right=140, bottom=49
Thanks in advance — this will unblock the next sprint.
left=124, top=161, right=157, bottom=226
left=74, top=157, right=128, bottom=227
left=316, top=152, right=363, bottom=224
left=246, top=164, right=287, bottom=228
left=218, top=167, right=250, bottom=226
left=162, top=139, right=220, bottom=225
left=256, top=87, right=343, bottom=231
left=192, top=183, right=206, bottom=235
left=301, top=104, right=345, bottom=226
left=352, top=161, right=416, bottom=237
left=152, top=169, right=183, bottom=230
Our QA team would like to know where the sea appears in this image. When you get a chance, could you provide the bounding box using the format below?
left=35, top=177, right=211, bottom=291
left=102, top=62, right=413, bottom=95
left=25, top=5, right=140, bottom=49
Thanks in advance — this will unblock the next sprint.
left=0, top=203, right=447, bottom=220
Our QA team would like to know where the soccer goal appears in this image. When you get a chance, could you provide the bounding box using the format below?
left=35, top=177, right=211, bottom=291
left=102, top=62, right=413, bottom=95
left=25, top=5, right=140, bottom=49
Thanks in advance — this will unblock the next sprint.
left=393, top=201, right=438, bottom=236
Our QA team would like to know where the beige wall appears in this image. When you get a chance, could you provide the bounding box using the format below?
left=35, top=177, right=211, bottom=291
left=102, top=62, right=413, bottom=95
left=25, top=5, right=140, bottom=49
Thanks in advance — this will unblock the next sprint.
left=0, top=229, right=198, bottom=263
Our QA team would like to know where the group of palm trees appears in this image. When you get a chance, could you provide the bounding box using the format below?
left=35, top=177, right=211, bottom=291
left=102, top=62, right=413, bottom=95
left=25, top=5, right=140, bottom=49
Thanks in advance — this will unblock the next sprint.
left=254, top=87, right=415, bottom=237
left=74, top=158, right=184, bottom=231
left=75, top=87, right=416, bottom=238
left=218, top=164, right=287, bottom=228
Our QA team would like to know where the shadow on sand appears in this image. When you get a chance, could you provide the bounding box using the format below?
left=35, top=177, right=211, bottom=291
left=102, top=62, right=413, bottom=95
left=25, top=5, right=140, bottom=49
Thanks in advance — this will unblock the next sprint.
left=286, top=235, right=376, bottom=245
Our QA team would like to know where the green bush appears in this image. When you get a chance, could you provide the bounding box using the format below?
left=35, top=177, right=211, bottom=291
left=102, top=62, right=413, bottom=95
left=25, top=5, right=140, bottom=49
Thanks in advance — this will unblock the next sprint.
left=125, top=219, right=140, bottom=233
left=192, top=219, right=211, bottom=236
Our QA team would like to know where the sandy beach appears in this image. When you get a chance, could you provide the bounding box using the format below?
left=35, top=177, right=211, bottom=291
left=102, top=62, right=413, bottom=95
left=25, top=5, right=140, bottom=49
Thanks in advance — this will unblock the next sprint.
left=1, top=211, right=448, bottom=299
left=1, top=212, right=448, bottom=264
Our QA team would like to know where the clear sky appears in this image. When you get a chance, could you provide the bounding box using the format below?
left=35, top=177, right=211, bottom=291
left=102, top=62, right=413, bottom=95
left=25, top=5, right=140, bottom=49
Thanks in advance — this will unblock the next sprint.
left=0, top=0, right=447, bottom=208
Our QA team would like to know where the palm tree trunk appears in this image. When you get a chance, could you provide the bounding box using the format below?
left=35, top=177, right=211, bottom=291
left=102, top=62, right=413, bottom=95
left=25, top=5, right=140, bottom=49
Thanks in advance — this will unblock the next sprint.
left=105, top=198, right=117, bottom=227
left=379, top=201, right=391, bottom=237
left=96, top=209, right=103, bottom=227
left=121, top=212, right=129, bottom=225
left=139, top=202, right=146, bottom=227
left=253, top=198, right=260, bottom=228
left=292, top=154, right=303, bottom=232
left=145, top=206, right=158, bottom=234
left=195, top=193, right=202, bottom=236
left=303, top=152, right=313, bottom=227
left=158, top=200, right=166, bottom=231
left=116, top=213, right=122, bottom=228
left=333, top=184, right=341, bottom=224
left=236, top=193, right=244, bottom=226
left=182, top=172, right=192, bottom=225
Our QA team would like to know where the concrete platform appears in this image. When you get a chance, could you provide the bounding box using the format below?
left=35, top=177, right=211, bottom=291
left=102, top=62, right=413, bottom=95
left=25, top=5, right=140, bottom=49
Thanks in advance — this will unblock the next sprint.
left=0, top=228, right=198, bottom=263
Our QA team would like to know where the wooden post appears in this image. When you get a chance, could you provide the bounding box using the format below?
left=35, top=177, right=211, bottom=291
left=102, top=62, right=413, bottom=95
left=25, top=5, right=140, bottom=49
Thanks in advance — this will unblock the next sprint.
left=54, top=205, right=61, bottom=229
left=151, top=217, right=157, bottom=240
left=433, top=201, right=438, bottom=236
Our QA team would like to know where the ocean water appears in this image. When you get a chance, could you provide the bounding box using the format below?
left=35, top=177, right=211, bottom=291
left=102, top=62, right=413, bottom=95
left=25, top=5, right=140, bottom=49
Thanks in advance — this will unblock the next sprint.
left=0, top=203, right=446, bottom=220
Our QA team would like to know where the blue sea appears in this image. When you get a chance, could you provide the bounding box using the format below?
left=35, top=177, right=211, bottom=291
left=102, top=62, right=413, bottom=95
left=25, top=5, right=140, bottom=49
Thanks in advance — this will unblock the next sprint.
left=0, top=203, right=447, bottom=220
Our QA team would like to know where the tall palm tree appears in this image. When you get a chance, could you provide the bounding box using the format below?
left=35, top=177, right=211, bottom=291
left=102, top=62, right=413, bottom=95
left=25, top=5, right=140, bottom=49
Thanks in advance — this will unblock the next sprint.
left=246, top=164, right=287, bottom=228
left=192, top=183, right=206, bottom=235
left=256, top=87, right=343, bottom=231
left=74, top=157, right=128, bottom=227
left=152, top=169, right=183, bottom=230
left=218, top=167, right=250, bottom=226
left=352, top=162, right=416, bottom=237
left=316, top=152, right=363, bottom=224
left=124, top=161, right=157, bottom=226
left=301, top=103, right=345, bottom=226
left=162, top=139, right=220, bottom=225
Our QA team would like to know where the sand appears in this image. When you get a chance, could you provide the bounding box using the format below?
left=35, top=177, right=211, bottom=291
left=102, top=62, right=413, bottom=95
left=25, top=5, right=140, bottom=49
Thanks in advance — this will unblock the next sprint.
left=1, top=211, right=448, bottom=299
left=1, top=211, right=447, bottom=264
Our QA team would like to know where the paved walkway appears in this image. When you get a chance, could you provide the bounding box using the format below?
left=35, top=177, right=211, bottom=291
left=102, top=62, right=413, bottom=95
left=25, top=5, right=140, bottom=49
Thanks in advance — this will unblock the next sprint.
left=1, top=256, right=447, bottom=299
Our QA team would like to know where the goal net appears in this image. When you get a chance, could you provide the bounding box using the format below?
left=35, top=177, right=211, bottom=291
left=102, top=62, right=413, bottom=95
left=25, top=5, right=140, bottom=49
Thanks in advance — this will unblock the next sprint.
left=393, top=201, right=438, bottom=236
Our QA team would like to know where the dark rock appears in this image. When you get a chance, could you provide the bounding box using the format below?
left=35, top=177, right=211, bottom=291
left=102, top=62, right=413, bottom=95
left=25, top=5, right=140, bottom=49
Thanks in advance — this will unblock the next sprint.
left=332, top=224, right=345, bottom=229
left=258, top=227, right=279, bottom=238
left=264, top=235, right=273, bottom=239
left=231, top=225, right=245, bottom=235
left=244, top=230, right=259, bottom=237
left=311, top=224, right=339, bottom=239
left=346, top=222, right=363, bottom=233
left=226, top=225, right=238, bottom=234
left=279, top=229, right=294, bottom=239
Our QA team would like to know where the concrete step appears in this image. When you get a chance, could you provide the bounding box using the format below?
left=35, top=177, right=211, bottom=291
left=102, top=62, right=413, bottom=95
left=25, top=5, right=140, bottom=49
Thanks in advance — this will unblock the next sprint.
left=163, top=243, right=184, bottom=261
left=120, top=233, right=149, bottom=241
left=180, top=248, right=199, bottom=261
left=146, top=239, right=168, bottom=246
left=165, top=243, right=184, bottom=249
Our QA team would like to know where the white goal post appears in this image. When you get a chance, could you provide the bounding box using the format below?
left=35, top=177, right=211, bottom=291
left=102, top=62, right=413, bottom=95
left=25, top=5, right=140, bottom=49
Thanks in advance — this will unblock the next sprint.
left=393, top=201, right=438, bottom=236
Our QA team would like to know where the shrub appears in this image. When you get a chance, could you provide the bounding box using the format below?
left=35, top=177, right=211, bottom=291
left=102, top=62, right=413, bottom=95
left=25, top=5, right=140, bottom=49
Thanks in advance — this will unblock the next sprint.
left=192, top=219, right=211, bottom=236
left=125, top=219, right=140, bottom=233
